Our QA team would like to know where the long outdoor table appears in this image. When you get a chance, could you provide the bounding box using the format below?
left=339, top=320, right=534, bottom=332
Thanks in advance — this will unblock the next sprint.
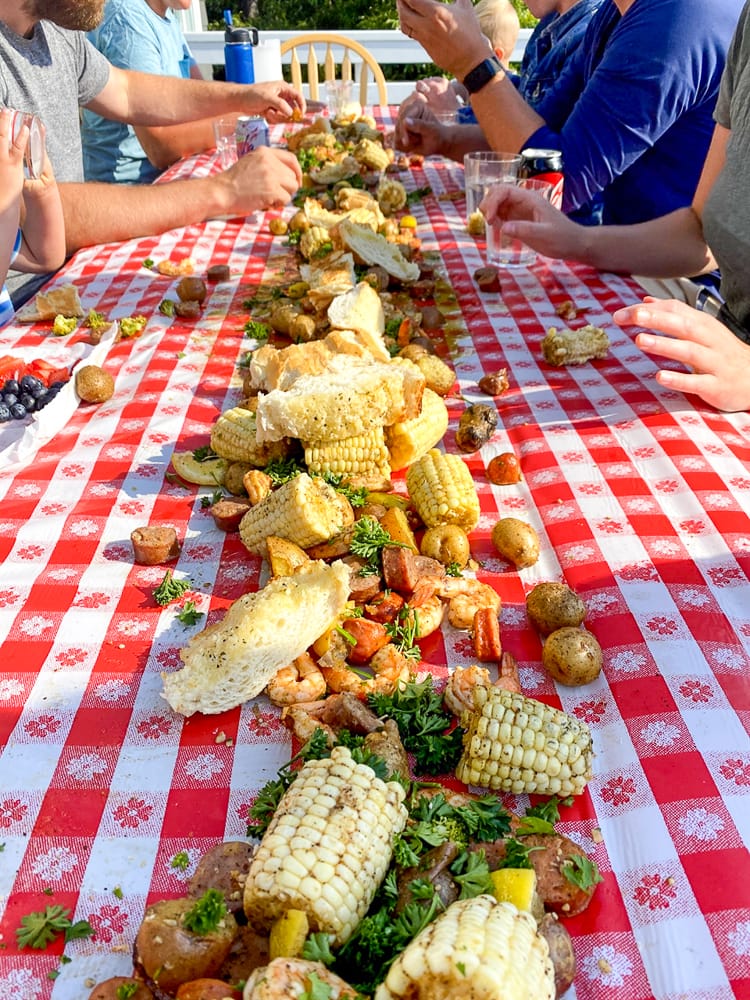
left=0, top=112, right=749, bottom=999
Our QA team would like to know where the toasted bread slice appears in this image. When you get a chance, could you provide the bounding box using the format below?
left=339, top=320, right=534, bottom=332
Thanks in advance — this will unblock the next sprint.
left=16, top=283, right=85, bottom=323
left=327, top=282, right=389, bottom=361
left=161, top=560, right=350, bottom=716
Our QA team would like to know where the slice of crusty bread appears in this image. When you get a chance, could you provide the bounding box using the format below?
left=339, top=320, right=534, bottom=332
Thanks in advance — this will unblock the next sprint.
left=255, top=354, right=425, bottom=444
left=247, top=336, right=375, bottom=394
left=327, top=282, right=388, bottom=362
left=161, top=560, right=350, bottom=717
left=337, top=219, right=420, bottom=283
left=16, top=283, right=85, bottom=322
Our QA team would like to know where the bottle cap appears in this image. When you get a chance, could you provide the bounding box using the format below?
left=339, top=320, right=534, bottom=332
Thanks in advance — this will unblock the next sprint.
left=225, top=26, right=258, bottom=44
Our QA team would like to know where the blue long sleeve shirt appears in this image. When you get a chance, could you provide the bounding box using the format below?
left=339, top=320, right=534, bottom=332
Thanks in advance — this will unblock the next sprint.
left=525, top=0, right=744, bottom=224
left=517, top=0, right=606, bottom=110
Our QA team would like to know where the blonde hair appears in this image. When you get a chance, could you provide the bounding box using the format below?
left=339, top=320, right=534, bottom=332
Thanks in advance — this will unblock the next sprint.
left=475, top=0, right=520, bottom=64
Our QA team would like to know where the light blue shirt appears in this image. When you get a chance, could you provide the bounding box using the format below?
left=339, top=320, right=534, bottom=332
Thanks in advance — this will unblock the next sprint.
left=81, top=0, right=196, bottom=183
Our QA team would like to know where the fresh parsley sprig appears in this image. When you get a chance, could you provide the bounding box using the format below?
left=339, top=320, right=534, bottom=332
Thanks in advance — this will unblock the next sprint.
left=176, top=599, right=203, bottom=626
left=183, top=888, right=227, bottom=934
left=153, top=570, right=191, bottom=607
left=16, top=905, right=94, bottom=950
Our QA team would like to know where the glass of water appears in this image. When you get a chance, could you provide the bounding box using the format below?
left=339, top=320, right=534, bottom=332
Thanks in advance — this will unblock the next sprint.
left=212, top=117, right=238, bottom=171
left=463, top=151, right=522, bottom=235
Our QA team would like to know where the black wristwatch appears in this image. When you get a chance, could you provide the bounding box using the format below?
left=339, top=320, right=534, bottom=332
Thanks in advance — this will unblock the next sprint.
left=462, top=55, right=505, bottom=95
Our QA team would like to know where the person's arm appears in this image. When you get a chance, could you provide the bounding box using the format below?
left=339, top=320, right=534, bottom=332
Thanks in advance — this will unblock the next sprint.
left=58, top=145, right=302, bottom=255
left=614, top=297, right=750, bottom=412
left=480, top=125, right=728, bottom=277
left=86, top=69, right=304, bottom=129
left=397, top=0, right=544, bottom=151
left=15, top=151, right=65, bottom=273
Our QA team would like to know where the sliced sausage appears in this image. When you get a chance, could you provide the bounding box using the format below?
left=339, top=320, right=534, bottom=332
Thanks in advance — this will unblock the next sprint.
left=341, top=554, right=382, bottom=603
left=210, top=499, right=253, bottom=533
left=364, top=590, right=405, bottom=623
left=381, top=545, right=418, bottom=593
left=341, top=617, right=391, bottom=665
left=131, top=526, right=180, bottom=565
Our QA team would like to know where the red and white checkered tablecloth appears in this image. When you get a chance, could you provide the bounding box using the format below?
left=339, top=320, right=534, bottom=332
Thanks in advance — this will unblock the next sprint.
left=0, top=111, right=749, bottom=1000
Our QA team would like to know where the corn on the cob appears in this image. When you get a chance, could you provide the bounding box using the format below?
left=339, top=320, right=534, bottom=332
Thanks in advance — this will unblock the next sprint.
left=239, top=473, right=354, bottom=556
left=299, top=225, right=334, bottom=261
left=541, top=324, right=610, bottom=367
left=374, top=896, right=554, bottom=1000
left=243, top=746, right=407, bottom=946
left=211, top=406, right=290, bottom=466
left=456, top=687, right=594, bottom=797
left=386, top=388, right=449, bottom=471
left=353, top=137, right=391, bottom=171
left=406, top=448, right=480, bottom=531
left=304, top=426, right=392, bottom=480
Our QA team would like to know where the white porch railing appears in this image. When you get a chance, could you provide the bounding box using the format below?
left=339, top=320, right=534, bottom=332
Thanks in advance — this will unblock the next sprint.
left=183, top=27, right=533, bottom=105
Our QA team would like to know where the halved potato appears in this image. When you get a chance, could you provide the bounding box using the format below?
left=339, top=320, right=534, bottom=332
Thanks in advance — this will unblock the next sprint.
left=171, top=451, right=228, bottom=486
left=266, top=535, right=311, bottom=578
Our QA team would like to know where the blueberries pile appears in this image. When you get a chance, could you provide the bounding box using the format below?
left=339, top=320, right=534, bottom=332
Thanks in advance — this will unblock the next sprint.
left=0, top=375, right=66, bottom=422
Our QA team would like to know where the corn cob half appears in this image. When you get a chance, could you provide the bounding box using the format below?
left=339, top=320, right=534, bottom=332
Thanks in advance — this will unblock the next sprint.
left=239, top=473, right=354, bottom=556
left=244, top=746, right=407, bottom=946
left=304, top=426, right=392, bottom=480
left=386, top=388, right=449, bottom=471
left=374, top=895, right=554, bottom=1000
left=456, top=687, right=594, bottom=797
left=211, top=406, right=290, bottom=466
left=406, top=448, right=480, bottom=531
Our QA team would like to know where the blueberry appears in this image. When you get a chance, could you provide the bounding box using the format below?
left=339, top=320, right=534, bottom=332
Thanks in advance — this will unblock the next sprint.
left=0, top=403, right=10, bottom=422
left=2, top=391, right=17, bottom=406
left=20, top=374, right=44, bottom=393
left=3, top=379, right=19, bottom=396
left=9, top=402, right=27, bottom=419
left=34, top=389, right=50, bottom=409
left=19, top=393, right=36, bottom=412
left=49, top=380, right=67, bottom=391
left=29, top=382, right=47, bottom=399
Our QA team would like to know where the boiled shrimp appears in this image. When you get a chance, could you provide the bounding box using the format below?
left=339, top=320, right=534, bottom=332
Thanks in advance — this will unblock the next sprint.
left=413, top=595, right=445, bottom=639
left=244, top=957, right=359, bottom=1000
left=281, top=704, right=336, bottom=745
left=444, top=652, right=521, bottom=718
left=435, top=577, right=501, bottom=630
left=321, top=642, right=412, bottom=699
left=266, top=652, right=326, bottom=706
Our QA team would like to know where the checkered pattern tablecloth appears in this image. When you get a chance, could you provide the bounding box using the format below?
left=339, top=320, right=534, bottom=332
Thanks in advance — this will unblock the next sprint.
left=0, top=112, right=749, bottom=999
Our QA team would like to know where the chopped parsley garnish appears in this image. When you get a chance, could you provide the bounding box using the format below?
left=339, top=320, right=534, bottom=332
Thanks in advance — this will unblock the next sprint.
left=200, top=488, right=225, bottom=509
left=561, top=854, right=603, bottom=890
left=116, top=983, right=140, bottom=1000
left=243, top=319, right=270, bottom=341
left=445, top=561, right=463, bottom=577
left=16, top=906, right=94, bottom=950
left=407, top=185, right=432, bottom=203
left=170, top=850, right=191, bottom=871
left=176, top=599, right=204, bottom=627
left=349, top=516, right=410, bottom=574
left=183, top=889, right=227, bottom=934
left=321, top=472, right=368, bottom=508
left=192, top=445, right=218, bottom=463
left=265, top=456, right=305, bottom=486
left=384, top=605, right=421, bottom=660
left=153, top=570, right=190, bottom=607
left=142, top=257, right=155, bottom=269
left=450, top=849, right=494, bottom=899
left=302, top=932, right=336, bottom=966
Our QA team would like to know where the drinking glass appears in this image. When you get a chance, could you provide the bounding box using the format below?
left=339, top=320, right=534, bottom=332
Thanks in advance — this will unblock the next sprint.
left=485, top=178, right=554, bottom=267
left=463, top=151, right=522, bottom=235
left=213, top=117, right=238, bottom=170
left=325, top=80, right=361, bottom=119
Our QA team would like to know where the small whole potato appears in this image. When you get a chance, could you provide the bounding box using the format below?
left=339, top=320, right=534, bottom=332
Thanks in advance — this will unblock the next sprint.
left=526, top=582, right=587, bottom=636
left=542, top=627, right=603, bottom=686
left=176, top=276, right=208, bottom=303
left=420, top=524, right=470, bottom=568
left=455, top=403, right=498, bottom=453
left=491, top=517, right=540, bottom=569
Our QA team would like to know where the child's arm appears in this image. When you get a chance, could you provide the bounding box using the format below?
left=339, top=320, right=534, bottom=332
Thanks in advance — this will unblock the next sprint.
left=0, top=109, right=27, bottom=285
left=15, top=136, right=66, bottom=274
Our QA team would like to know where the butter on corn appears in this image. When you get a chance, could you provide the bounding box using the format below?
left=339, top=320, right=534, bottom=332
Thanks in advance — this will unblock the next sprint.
left=456, top=687, right=593, bottom=797
left=239, top=473, right=353, bottom=556
left=244, top=746, right=407, bottom=946
left=374, top=895, right=554, bottom=1000
left=406, top=448, right=480, bottom=531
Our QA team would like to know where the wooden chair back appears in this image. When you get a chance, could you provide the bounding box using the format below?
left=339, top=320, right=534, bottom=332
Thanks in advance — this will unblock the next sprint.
left=280, top=32, right=388, bottom=107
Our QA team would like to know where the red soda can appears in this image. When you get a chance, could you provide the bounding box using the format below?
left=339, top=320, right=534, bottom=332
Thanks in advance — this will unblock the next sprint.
left=7, top=109, right=44, bottom=180
left=520, top=148, right=564, bottom=209
left=235, top=115, right=269, bottom=157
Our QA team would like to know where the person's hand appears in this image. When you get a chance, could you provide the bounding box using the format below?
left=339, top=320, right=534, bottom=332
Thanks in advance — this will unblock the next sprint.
left=246, top=81, right=306, bottom=123
left=397, top=0, right=489, bottom=80
left=0, top=108, right=28, bottom=210
left=220, top=146, right=303, bottom=214
left=480, top=182, right=587, bottom=261
left=613, top=296, right=750, bottom=412
left=414, top=77, right=461, bottom=112
left=394, top=101, right=450, bottom=157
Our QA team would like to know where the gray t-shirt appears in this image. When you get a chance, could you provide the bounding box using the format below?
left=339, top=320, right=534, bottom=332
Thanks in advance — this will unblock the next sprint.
left=0, top=19, right=110, bottom=299
left=703, top=2, right=750, bottom=327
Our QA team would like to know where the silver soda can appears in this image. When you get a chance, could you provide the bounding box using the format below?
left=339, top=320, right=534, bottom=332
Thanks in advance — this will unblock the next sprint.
left=8, top=109, right=44, bottom=180
left=235, top=115, right=269, bottom=157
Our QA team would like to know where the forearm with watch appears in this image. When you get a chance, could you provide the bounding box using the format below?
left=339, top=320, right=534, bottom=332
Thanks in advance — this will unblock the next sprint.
left=459, top=53, right=545, bottom=154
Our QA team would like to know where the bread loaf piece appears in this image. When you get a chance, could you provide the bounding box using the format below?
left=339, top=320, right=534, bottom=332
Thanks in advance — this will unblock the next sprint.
left=255, top=355, right=425, bottom=443
left=337, top=220, right=420, bottom=283
left=327, top=282, right=389, bottom=361
left=161, top=560, right=350, bottom=716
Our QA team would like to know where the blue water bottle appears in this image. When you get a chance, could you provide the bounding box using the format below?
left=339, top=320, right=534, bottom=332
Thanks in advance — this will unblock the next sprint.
left=223, top=10, right=257, bottom=84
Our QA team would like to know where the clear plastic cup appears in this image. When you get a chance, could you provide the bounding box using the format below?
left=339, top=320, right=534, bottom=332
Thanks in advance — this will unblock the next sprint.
left=325, top=80, right=362, bottom=119
left=212, top=117, right=238, bottom=170
left=463, top=152, right=522, bottom=235
left=485, top=178, right=554, bottom=267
